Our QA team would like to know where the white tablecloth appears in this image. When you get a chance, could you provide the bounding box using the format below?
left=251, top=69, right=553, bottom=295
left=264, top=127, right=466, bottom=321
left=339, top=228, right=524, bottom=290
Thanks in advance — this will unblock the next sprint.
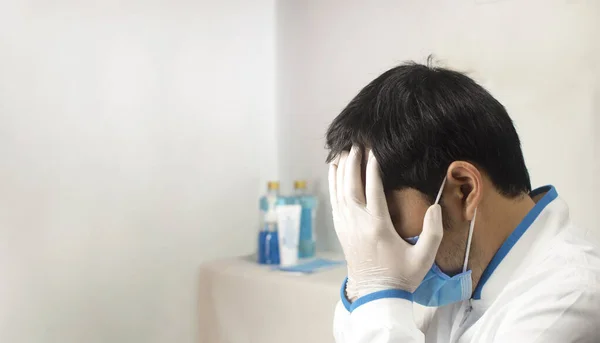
left=199, top=255, right=346, bottom=343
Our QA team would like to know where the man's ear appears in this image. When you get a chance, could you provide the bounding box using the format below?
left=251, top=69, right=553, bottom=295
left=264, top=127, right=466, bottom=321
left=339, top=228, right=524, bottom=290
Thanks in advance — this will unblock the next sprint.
left=445, top=161, right=483, bottom=221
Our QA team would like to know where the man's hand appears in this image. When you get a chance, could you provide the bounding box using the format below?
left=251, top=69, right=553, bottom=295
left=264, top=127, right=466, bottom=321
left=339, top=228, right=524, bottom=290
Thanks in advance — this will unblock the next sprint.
left=328, top=146, right=444, bottom=301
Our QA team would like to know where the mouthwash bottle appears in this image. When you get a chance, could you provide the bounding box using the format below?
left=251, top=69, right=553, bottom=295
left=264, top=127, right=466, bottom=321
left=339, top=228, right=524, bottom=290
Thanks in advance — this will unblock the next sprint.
left=258, top=181, right=283, bottom=264
left=290, top=180, right=317, bottom=258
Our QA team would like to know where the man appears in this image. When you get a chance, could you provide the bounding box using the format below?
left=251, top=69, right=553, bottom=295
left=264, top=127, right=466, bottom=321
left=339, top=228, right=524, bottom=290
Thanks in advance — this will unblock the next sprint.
left=326, top=61, right=600, bottom=342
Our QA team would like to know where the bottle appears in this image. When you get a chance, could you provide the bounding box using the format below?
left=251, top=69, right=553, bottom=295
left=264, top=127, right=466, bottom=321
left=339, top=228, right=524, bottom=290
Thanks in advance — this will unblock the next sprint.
left=264, top=222, right=280, bottom=265
left=291, top=180, right=317, bottom=258
left=258, top=181, right=283, bottom=264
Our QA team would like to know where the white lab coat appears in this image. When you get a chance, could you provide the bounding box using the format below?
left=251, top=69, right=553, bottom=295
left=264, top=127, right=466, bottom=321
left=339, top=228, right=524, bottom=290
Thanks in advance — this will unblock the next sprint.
left=334, top=187, right=600, bottom=342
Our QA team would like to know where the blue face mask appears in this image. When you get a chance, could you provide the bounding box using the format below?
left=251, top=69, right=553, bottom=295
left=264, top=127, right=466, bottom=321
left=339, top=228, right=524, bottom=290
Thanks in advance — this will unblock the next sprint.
left=405, top=178, right=476, bottom=307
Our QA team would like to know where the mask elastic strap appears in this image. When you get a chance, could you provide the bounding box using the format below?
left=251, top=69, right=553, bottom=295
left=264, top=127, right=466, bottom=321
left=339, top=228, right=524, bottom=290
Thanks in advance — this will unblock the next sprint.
left=434, top=177, right=447, bottom=205
left=462, top=208, right=476, bottom=273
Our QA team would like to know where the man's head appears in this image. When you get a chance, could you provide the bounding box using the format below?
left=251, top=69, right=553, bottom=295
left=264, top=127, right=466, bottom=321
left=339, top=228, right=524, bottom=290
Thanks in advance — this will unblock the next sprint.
left=326, top=60, right=531, bottom=275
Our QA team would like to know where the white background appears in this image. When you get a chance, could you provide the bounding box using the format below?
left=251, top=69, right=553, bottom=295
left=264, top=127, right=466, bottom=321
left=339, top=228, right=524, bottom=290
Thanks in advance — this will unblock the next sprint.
left=0, top=1, right=276, bottom=342
left=0, top=1, right=598, bottom=343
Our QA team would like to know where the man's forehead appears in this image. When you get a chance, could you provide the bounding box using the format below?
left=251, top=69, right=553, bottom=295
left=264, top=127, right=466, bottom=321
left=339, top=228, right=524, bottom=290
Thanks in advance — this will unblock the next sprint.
left=360, top=149, right=369, bottom=187
left=355, top=148, right=429, bottom=214
left=387, top=188, right=430, bottom=218
left=358, top=147, right=371, bottom=168
left=361, top=149, right=369, bottom=165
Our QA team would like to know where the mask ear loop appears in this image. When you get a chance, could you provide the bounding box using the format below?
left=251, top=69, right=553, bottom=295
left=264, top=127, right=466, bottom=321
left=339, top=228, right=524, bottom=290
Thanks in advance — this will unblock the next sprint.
left=435, top=176, right=475, bottom=273
left=434, top=177, right=447, bottom=205
left=462, top=208, right=476, bottom=273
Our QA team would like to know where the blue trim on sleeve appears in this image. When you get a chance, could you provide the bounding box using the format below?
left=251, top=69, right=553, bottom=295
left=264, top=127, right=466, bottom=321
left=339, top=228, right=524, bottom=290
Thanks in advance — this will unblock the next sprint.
left=472, top=185, right=558, bottom=299
left=351, top=289, right=413, bottom=311
left=339, top=277, right=413, bottom=312
left=340, top=277, right=352, bottom=312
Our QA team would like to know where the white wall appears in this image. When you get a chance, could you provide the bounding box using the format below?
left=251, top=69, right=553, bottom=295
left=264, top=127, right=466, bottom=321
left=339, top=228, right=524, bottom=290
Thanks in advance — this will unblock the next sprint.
left=1, top=1, right=599, bottom=342
left=0, top=1, right=275, bottom=343
left=276, top=0, right=600, bottom=251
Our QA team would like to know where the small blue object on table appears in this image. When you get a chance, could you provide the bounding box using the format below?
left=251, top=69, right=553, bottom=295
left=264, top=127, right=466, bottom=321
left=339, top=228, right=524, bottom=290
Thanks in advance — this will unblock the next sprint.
left=276, top=258, right=345, bottom=274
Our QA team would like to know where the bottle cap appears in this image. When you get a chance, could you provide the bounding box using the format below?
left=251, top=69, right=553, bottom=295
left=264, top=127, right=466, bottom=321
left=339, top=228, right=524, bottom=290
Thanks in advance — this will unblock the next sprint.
left=294, top=180, right=307, bottom=189
left=267, top=181, right=280, bottom=190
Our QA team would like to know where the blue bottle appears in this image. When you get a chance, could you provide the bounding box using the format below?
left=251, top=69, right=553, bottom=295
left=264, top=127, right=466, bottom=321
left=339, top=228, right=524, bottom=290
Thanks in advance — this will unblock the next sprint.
left=264, top=223, right=280, bottom=265
left=290, top=180, right=317, bottom=258
left=258, top=181, right=284, bottom=264
left=258, top=226, right=268, bottom=264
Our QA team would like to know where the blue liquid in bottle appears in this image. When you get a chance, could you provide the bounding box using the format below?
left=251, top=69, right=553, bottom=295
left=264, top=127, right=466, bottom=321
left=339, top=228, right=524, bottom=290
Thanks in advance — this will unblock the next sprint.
left=264, top=223, right=280, bottom=265
left=258, top=181, right=284, bottom=264
left=290, top=180, right=317, bottom=258
left=258, top=229, right=267, bottom=264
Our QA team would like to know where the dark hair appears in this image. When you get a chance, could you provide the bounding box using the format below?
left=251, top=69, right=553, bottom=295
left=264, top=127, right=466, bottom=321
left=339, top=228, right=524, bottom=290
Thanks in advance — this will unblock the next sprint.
left=325, top=60, right=531, bottom=201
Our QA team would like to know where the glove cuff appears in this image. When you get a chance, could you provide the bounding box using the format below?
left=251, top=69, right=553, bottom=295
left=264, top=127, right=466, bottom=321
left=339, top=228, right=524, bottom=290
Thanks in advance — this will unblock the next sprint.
left=340, top=277, right=413, bottom=312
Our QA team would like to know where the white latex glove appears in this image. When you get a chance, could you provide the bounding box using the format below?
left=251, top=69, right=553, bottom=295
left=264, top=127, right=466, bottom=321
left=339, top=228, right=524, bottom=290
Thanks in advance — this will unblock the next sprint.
left=329, top=146, right=444, bottom=301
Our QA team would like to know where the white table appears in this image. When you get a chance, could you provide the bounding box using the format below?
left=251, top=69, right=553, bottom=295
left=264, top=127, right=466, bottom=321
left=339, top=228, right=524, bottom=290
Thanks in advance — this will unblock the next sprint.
left=199, top=255, right=347, bottom=343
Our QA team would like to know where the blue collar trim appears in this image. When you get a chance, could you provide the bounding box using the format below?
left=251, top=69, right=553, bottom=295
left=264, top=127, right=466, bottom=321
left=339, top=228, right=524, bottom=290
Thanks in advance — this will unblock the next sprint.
left=472, top=185, right=558, bottom=299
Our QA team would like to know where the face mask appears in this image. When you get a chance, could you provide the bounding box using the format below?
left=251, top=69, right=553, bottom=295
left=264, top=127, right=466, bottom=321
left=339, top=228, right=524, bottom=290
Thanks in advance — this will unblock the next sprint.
left=405, top=178, right=476, bottom=307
